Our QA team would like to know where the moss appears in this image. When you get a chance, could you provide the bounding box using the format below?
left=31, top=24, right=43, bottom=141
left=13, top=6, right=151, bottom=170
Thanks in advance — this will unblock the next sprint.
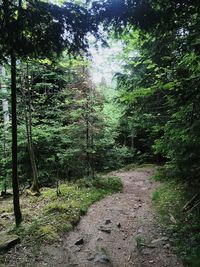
left=44, top=202, right=72, bottom=213
left=39, top=225, right=59, bottom=241
left=0, top=234, right=20, bottom=251
left=59, top=222, right=73, bottom=233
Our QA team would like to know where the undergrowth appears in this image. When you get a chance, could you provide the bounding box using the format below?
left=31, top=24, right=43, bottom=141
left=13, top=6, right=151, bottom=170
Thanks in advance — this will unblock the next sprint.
left=120, top=163, right=156, bottom=171
left=152, top=167, right=200, bottom=267
left=0, top=176, right=122, bottom=254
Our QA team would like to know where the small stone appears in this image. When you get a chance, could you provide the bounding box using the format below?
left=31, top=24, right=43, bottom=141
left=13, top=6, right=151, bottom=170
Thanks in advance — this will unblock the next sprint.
left=87, top=256, right=95, bottom=261
left=98, top=225, right=111, bottom=233
left=163, top=244, right=170, bottom=249
left=74, top=237, right=84, bottom=245
left=105, top=219, right=111, bottom=225
left=94, top=251, right=110, bottom=263
left=101, top=228, right=111, bottom=234
left=149, top=260, right=154, bottom=264
left=117, top=223, right=121, bottom=228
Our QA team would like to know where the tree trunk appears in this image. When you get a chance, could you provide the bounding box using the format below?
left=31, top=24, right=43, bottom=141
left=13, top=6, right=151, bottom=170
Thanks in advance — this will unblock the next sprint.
left=0, top=65, right=9, bottom=125
left=86, top=111, right=90, bottom=177
left=23, top=63, right=39, bottom=193
left=90, top=117, right=95, bottom=179
left=29, top=145, right=39, bottom=192
left=25, top=112, right=39, bottom=193
left=11, top=52, right=22, bottom=226
left=131, top=130, right=134, bottom=151
left=0, top=65, right=9, bottom=194
left=90, top=87, right=95, bottom=179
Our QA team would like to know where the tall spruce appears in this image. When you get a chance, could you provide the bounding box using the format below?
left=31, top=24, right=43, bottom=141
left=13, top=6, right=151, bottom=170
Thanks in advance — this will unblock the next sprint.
left=0, top=0, right=95, bottom=226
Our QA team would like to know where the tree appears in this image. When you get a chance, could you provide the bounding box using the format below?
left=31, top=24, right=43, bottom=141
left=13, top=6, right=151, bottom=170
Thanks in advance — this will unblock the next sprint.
left=19, top=63, right=39, bottom=193
left=108, top=1, right=200, bottom=183
left=0, top=0, right=95, bottom=226
left=0, top=64, right=10, bottom=194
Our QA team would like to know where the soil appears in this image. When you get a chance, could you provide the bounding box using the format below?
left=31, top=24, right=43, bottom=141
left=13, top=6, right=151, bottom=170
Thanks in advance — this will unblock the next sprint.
left=2, top=167, right=183, bottom=267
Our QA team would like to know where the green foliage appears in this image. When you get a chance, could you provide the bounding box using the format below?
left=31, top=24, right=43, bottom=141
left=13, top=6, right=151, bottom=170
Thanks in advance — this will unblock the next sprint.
left=0, top=50, right=128, bottom=191
left=0, top=0, right=95, bottom=62
left=0, top=93, right=12, bottom=191
left=134, top=235, right=146, bottom=252
left=113, top=1, right=200, bottom=183
left=152, top=180, right=185, bottom=220
left=107, top=3, right=200, bottom=263
left=152, top=177, right=200, bottom=266
left=95, top=83, right=130, bottom=170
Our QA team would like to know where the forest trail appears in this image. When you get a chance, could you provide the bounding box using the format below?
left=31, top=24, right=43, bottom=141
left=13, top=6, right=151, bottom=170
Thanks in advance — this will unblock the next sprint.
left=35, top=166, right=183, bottom=267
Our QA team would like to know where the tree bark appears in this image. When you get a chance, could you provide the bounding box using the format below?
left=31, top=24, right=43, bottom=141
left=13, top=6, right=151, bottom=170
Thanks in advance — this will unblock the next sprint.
left=11, top=52, right=22, bottom=226
left=86, top=108, right=90, bottom=177
left=131, top=130, right=134, bottom=151
left=0, top=65, right=9, bottom=126
left=0, top=64, right=9, bottom=194
left=25, top=109, right=39, bottom=193
left=24, top=64, right=39, bottom=193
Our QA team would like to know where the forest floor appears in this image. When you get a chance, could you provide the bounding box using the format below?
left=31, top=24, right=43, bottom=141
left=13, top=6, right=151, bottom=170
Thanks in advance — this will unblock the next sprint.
left=2, top=166, right=183, bottom=267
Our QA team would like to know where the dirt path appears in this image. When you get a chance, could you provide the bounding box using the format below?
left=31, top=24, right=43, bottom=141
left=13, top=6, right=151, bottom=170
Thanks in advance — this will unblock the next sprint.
left=3, top=167, right=183, bottom=266
left=31, top=167, right=182, bottom=267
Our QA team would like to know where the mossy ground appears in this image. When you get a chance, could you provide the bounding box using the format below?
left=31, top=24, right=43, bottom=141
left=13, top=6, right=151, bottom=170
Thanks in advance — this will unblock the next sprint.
left=152, top=170, right=200, bottom=267
left=0, top=176, right=122, bottom=254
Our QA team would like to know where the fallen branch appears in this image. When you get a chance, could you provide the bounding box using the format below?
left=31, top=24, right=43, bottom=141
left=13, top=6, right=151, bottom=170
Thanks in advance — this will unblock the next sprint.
left=182, top=194, right=200, bottom=212
left=186, top=200, right=200, bottom=213
left=169, top=213, right=177, bottom=224
left=25, top=189, right=40, bottom=196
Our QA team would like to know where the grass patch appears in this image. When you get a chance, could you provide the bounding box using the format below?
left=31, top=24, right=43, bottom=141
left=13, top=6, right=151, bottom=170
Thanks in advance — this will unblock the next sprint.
left=152, top=174, right=200, bottom=266
left=0, top=176, right=122, bottom=255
